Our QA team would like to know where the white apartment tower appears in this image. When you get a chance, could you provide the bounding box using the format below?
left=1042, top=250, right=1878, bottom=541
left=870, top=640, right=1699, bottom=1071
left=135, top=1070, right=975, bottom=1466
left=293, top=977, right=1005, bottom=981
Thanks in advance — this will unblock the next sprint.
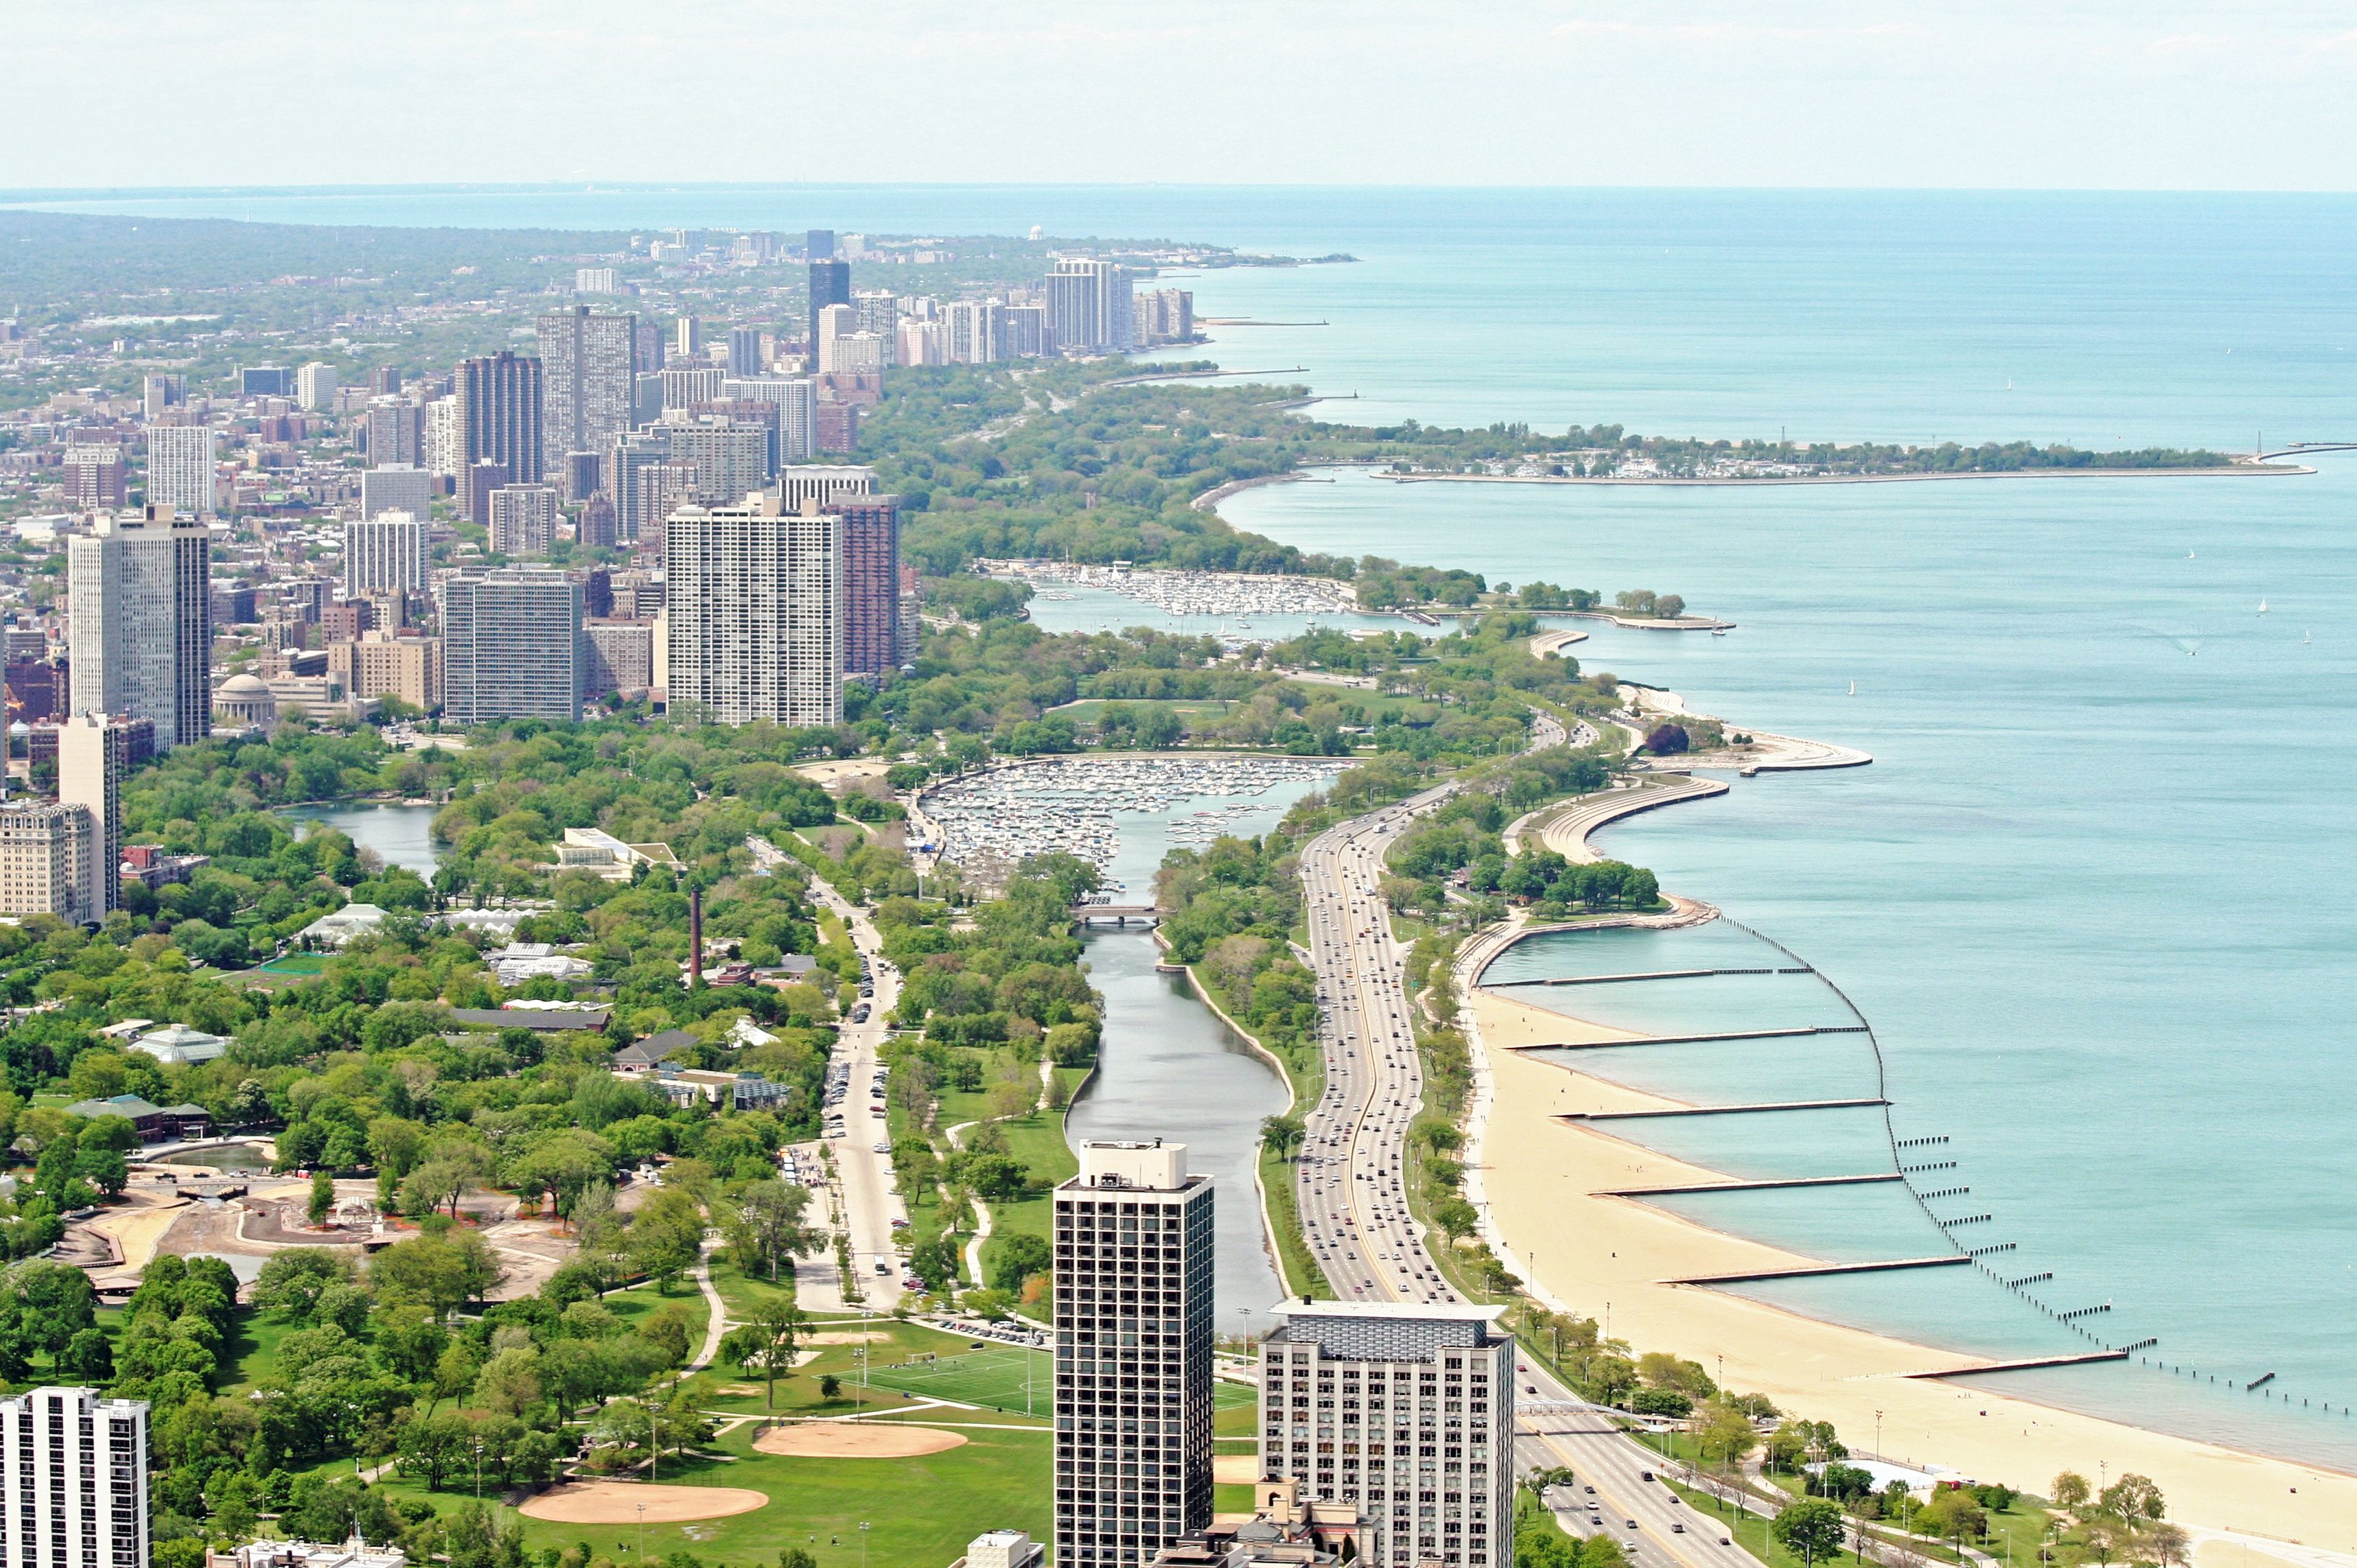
left=664, top=495, right=841, bottom=726
left=1050, top=1140, right=1216, bottom=1568
left=721, top=377, right=817, bottom=463
left=295, top=361, right=338, bottom=412
left=776, top=464, right=872, bottom=515
left=538, top=307, right=640, bottom=455
left=0, top=1388, right=150, bottom=1568
left=143, top=425, right=216, bottom=516
left=1046, top=259, right=1133, bottom=353
left=1257, top=1302, right=1516, bottom=1568
left=345, top=510, right=430, bottom=598
left=67, top=508, right=211, bottom=750
left=56, top=715, right=127, bottom=918
left=440, top=568, right=581, bottom=725
left=424, top=395, right=463, bottom=477
left=360, top=464, right=432, bottom=522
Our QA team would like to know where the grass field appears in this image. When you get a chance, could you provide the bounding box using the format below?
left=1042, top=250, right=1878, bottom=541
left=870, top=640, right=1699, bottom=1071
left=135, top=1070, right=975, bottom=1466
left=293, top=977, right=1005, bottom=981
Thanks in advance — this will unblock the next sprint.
left=863, top=1343, right=1256, bottom=1416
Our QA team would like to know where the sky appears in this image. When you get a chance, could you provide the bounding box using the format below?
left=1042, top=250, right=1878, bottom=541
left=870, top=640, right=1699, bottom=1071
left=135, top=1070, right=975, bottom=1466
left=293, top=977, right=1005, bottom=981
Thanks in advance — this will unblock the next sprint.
left=10, top=0, right=2357, bottom=191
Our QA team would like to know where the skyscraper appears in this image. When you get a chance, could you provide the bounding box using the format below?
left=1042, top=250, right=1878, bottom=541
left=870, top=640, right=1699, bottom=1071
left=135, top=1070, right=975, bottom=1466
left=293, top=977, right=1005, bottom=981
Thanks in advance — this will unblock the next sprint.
left=1052, top=1140, right=1216, bottom=1568
left=946, top=301, right=1006, bottom=364
left=360, top=465, right=433, bottom=521
left=441, top=568, right=580, bottom=725
left=1256, top=1303, right=1516, bottom=1568
left=56, top=715, right=128, bottom=917
left=538, top=306, right=639, bottom=458
left=456, top=351, right=544, bottom=485
left=777, top=464, right=873, bottom=515
left=814, top=304, right=857, bottom=375
left=295, top=361, right=339, bottom=412
left=806, top=229, right=837, bottom=261
left=831, top=493, right=902, bottom=677
left=143, top=425, right=216, bottom=515
left=664, top=494, right=841, bottom=726
left=141, top=373, right=184, bottom=423
left=487, top=484, right=561, bottom=559
left=1047, top=259, right=1133, bottom=353
left=67, top=509, right=211, bottom=750
left=659, top=420, right=768, bottom=503
left=727, top=325, right=763, bottom=377
left=675, top=316, right=703, bottom=359
left=425, top=395, right=463, bottom=476
left=366, top=397, right=424, bottom=468
left=722, top=377, right=817, bottom=465
left=809, top=258, right=852, bottom=354
left=0, top=1387, right=150, bottom=1568
left=345, top=511, right=430, bottom=598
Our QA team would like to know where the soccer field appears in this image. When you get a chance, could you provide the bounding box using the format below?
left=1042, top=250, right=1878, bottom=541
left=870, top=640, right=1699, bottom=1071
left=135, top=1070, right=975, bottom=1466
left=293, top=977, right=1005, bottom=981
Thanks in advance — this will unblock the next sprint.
left=864, top=1345, right=1257, bottom=1414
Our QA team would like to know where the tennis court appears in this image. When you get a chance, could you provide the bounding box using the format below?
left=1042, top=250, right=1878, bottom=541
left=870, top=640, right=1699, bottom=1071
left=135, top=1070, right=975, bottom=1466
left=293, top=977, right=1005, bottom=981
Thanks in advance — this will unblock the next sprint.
left=862, top=1344, right=1257, bottom=1414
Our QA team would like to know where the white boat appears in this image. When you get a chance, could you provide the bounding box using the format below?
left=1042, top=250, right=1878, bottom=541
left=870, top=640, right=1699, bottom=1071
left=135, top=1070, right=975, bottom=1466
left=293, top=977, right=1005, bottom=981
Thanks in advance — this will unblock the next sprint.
left=2258, top=599, right=2269, bottom=614
left=1847, top=681, right=1856, bottom=697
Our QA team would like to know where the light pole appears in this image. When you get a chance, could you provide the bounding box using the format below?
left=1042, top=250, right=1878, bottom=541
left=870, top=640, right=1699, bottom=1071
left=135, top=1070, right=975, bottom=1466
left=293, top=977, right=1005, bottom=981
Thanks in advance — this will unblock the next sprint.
left=859, top=1521, right=870, bottom=1568
left=472, top=1439, right=483, bottom=1501
left=636, top=1501, right=646, bottom=1565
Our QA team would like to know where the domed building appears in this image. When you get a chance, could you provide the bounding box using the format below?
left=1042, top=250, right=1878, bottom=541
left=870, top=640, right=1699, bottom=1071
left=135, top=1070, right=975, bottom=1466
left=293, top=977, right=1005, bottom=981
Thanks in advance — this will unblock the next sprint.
left=212, top=672, right=277, bottom=732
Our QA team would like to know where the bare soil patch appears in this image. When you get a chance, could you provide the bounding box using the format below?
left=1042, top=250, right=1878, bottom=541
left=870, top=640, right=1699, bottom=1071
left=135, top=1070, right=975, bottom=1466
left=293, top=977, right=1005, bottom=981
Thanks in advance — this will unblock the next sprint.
left=518, top=1483, right=769, bottom=1523
left=751, top=1423, right=968, bottom=1459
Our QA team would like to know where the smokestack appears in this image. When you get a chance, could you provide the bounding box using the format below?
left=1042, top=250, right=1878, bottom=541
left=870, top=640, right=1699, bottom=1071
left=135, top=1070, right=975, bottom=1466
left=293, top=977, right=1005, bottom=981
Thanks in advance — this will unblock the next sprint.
left=689, top=885, right=704, bottom=986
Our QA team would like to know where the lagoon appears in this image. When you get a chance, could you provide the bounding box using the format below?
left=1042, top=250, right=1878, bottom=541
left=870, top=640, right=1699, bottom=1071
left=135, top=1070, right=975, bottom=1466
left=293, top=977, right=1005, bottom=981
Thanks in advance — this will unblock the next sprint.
left=279, top=801, right=443, bottom=876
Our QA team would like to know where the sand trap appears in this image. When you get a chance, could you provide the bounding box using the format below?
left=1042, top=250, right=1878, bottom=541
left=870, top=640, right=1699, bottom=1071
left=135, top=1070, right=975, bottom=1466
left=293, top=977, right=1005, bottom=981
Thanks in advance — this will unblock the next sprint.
left=1212, top=1455, right=1261, bottom=1484
left=804, top=1331, right=887, bottom=1345
left=520, top=1483, right=769, bottom=1523
left=753, top=1422, right=968, bottom=1458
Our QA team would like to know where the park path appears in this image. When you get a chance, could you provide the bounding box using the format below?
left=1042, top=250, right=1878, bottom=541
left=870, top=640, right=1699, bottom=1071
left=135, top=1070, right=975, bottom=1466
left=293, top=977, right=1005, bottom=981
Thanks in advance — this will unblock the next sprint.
left=687, top=1243, right=730, bottom=1370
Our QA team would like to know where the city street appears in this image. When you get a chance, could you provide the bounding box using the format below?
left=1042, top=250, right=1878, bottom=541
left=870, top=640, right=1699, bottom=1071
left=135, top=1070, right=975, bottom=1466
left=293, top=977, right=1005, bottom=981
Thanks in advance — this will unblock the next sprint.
left=804, top=875, right=907, bottom=1311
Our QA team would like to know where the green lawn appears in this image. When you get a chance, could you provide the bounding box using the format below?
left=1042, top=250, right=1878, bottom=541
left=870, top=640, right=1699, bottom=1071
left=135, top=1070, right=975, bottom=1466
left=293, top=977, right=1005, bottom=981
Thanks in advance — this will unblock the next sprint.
left=973, top=1070, right=1087, bottom=1291
left=865, top=1343, right=1251, bottom=1418
left=257, top=953, right=329, bottom=974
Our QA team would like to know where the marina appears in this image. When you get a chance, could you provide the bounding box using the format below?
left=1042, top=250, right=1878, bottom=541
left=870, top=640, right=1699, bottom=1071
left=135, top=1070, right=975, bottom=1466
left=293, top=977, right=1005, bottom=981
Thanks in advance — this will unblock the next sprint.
left=920, top=754, right=1347, bottom=890
left=980, top=559, right=1361, bottom=621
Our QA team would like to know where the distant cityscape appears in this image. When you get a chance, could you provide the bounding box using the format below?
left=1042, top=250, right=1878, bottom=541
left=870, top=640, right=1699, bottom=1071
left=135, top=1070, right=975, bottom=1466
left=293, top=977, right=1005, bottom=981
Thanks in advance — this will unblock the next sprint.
left=0, top=230, right=1197, bottom=922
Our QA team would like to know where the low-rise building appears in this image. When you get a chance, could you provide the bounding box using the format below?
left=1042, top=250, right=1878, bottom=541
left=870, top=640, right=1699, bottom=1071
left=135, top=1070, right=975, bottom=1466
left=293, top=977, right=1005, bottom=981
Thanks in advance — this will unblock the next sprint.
left=126, top=1022, right=229, bottom=1066
left=612, top=1029, right=697, bottom=1073
left=951, top=1532, right=1044, bottom=1568
left=484, top=942, right=594, bottom=987
left=554, top=826, right=681, bottom=881
left=65, top=1094, right=211, bottom=1143
left=641, top=1065, right=791, bottom=1111
left=1145, top=1482, right=1362, bottom=1567
left=296, top=902, right=389, bottom=948
left=208, top=1538, right=408, bottom=1568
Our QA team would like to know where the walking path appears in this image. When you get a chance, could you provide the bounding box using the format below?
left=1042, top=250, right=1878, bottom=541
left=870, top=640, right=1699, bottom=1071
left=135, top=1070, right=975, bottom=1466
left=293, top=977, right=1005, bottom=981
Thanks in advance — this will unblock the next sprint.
left=686, top=1249, right=728, bottom=1371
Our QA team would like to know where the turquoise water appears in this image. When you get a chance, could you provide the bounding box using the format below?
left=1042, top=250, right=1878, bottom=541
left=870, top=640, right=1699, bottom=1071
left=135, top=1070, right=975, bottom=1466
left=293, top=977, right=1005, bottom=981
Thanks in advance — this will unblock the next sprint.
left=51, top=184, right=2357, bottom=1466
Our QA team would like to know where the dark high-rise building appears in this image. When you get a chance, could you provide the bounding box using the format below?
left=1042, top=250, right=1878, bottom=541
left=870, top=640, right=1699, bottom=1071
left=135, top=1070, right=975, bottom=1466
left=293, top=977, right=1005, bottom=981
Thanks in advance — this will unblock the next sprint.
left=1051, top=1142, right=1216, bottom=1568
left=4, top=658, right=64, bottom=723
left=464, top=461, right=513, bottom=524
left=539, top=306, right=640, bottom=458
left=564, top=450, right=603, bottom=502
left=727, top=326, right=763, bottom=377
left=239, top=366, right=292, bottom=397
left=583, top=567, right=614, bottom=619
left=371, top=366, right=402, bottom=395
left=809, top=259, right=852, bottom=358
left=829, top=493, right=902, bottom=677
left=456, top=351, right=544, bottom=486
left=634, top=318, right=665, bottom=377
left=806, top=229, right=836, bottom=261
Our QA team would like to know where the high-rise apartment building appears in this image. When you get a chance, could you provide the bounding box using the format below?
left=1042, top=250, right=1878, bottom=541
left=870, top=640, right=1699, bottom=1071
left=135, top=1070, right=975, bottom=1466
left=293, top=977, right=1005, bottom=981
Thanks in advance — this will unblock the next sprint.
left=563, top=450, right=603, bottom=502
left=1051, top=1140, right=1216, bottom=1568
left=575, top=266, right=618, bottom=294
left=662, top=365, right=725, bottom=412
left=813, top=304, right=857, bottom=375
left=725, top=377, right=818, bottom=463
left=898, top=318, right=946, bottom=367
left=424, top=395, right=463, bottom=477
left=806, top=229, right=837, bottom=261
left=67, top=509, right=210, bottom=750
left=583, top=618, right=655, bottom=697
left=487, top=485, right=561, bottom=559
left=675, top=317, right=703, bottom=358
left=1256, top=1303, right=1516, bottom=1568
left=327, top=631, right=441, bottom=714
left=1047, top=259, right=1134, bottom=353
left=360, top=465, right=432, bottom=522
left=809, top=259, right=852, bottom=353
left=664, top=495, right=841, bottom=726
left=658, top=421, right=767, bottom=504
left=440, top=568, right=580, bottom=725
left=62, top=447, right=128, bottom=510
left=0, top=801, right=101, bottom=926
left=141, top=373, right=184, bottom=423
left=727, top=326, right=763, bottom=377
left=296, top=361, right=338, bottom=412
left=0, top=1387, right=150, bottom=1568
left=344, top=510, right=429, bottom=598
left=1003, top=303, right=1053, bottom=358
left=831, top=493, right=902, bottom=677
left=778, top=464, right=874, bottom=515
left=538, top=306, right=639, bottom=458
left=367, top=397, right=424, bottom=468
left=456, top=351, right=544, bottom=486
left=56, top=714, right=128, bottom=917
left=946, top=301, right=1008, bottom=364
left=143, top=425, right=216, bottom=515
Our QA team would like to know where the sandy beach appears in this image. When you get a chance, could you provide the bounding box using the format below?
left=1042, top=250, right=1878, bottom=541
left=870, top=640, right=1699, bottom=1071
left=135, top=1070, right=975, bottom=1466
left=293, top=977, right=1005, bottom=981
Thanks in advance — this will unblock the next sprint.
left=1461, top=981, right=2357, bottom=1554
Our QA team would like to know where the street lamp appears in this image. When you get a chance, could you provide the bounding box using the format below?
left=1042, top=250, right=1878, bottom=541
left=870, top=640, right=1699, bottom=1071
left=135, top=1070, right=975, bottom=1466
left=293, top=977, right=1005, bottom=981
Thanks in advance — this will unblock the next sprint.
left=859, top=1521, right=870, bottom=1568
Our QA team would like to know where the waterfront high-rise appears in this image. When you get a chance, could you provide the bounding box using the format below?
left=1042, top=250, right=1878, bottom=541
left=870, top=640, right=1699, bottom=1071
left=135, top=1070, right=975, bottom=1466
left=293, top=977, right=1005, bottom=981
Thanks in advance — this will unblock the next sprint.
left=831, top=493, right=902, bottom=677
left=0, top=1386, right=150, bottom=1568
left=1047, top=259, right=1134, bottom=353
left=1256, top=1302, right=1516, bottom=1568
left=440, top=568, right=581, bottom=725
left=1050, top=1140, right=1216, bottom=1568
left=809, top=258, right=852, bottom=354
left=143, top=425, right=216, bottom=515
left=56, top=715, right=128, bottom=917
left=456, top=350, right=544, bottom=485
left=344, top=510, right=430, bottom=599
left=664, top=494, right=841, bottom=726
left=538, top=306, right=639, bottom=456
left=67, top=508, right=211, bottom=750
left=947, top=300, right=1007, bottom=364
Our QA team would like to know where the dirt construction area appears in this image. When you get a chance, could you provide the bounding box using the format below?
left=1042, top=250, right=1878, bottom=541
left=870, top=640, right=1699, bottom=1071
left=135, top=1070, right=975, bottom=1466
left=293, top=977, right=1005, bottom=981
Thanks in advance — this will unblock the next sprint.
left=752, top=1423, right=969, bottom=1458
left=518, top=1483, right=770, bottom=1523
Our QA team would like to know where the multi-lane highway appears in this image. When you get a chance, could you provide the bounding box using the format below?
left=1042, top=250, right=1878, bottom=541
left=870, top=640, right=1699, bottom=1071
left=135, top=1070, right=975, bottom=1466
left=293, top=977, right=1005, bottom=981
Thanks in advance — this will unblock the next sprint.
left=804, top=878, right=907, bottom=1310
left=1291, top=707, right=1753, bottom=1568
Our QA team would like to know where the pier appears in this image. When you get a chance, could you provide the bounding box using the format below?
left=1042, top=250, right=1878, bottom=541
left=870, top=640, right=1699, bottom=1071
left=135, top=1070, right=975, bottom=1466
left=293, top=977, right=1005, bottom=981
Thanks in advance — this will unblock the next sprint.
left=1912, top=1349, right=2129, bottom=1379
left=1511, top=1024, right=1868, bottom=1052
left=1561, top=1097, right=1889, bottom=1121
left=1490, top=965, right=1812, bottom=988
left=1602, top=1173, right=1902, bottom=1198
left=1667, top=1254, right=1971, bottom=1287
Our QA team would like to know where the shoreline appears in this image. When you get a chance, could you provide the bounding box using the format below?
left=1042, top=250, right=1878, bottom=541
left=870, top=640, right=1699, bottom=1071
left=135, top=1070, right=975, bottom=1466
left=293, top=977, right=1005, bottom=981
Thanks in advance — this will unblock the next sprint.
left=1378, top=463, right=2312, bottom=487
left=1450, top=705, right=2357, bottom=1549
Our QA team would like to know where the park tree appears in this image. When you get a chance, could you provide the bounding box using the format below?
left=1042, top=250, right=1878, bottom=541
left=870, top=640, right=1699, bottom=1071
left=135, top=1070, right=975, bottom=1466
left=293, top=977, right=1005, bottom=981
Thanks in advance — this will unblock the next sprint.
left=719, top=1299, right=808, bottom=1407
left=1259, top=1114, right=1305, bottom=1160
left=722, top=1178, right=817, bottom=1282
left=1433, top=1197, right=1478, bottom=1244
left=628, top=1187, right=707, bottom=1294
left=2097, top=1473, right=2165, bottom=1523
left=1771, top=1499, right=1846, bottom=1568
left=2051, top=1471, right=2092, bottom=1512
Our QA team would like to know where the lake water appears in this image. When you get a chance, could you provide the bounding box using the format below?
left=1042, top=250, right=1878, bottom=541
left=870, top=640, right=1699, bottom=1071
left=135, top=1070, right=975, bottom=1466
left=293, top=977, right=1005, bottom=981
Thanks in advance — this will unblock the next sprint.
left=279, top=801, right=443, bottom=875
left=59, top=184, right=2357, bottom=1468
